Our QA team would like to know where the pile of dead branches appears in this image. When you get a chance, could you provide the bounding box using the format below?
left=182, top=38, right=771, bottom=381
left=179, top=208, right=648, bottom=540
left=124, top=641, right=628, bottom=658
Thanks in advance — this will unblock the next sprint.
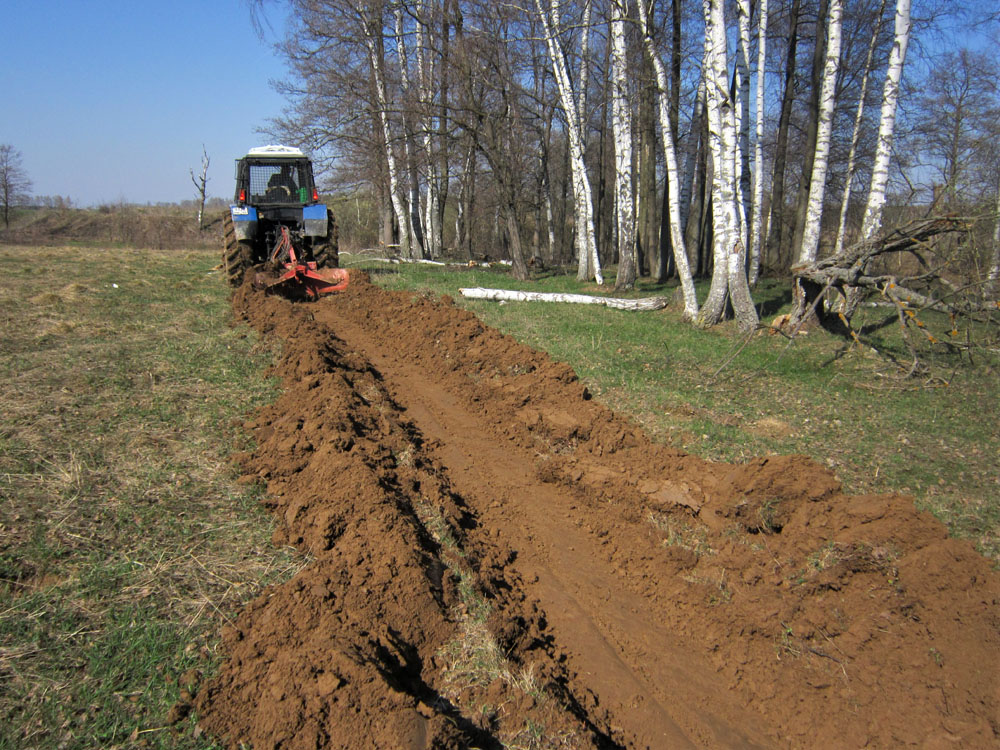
left=785, top=216, right=1000, bottom=375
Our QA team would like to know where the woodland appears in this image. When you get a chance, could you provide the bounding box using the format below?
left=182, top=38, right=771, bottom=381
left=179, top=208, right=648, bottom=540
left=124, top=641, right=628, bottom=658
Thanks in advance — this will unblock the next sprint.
left=268, top=0, right=997, bottom=334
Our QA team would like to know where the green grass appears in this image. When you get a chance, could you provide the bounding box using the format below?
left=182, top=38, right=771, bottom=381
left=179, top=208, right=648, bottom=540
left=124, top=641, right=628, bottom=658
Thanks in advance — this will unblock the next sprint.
left=355, top=255, right=1000, bottom=560
left=0, top=246, right=301, bottom=749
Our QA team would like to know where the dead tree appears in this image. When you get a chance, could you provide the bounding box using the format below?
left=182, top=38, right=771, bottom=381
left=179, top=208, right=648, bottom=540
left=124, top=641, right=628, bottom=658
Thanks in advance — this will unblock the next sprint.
left=784, top=216, right=1000, bottom=374
left=787, top=217, right=987, bottom=330
left=190, top=145, right=210, bottom=231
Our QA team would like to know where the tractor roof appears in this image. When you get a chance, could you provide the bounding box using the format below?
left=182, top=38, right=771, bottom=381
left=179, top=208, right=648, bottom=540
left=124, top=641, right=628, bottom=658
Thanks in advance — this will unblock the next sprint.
left=246, top=145, right=306, bottom=158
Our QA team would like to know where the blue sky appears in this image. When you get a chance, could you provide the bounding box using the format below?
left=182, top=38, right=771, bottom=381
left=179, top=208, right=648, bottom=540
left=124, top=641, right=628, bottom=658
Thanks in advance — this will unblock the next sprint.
left=1, top=1, right=290, bottom=206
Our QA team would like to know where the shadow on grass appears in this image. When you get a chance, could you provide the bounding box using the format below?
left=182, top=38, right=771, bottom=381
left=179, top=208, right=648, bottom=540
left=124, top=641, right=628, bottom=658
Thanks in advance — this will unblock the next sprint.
left=755, top=284, right=793, bottom=317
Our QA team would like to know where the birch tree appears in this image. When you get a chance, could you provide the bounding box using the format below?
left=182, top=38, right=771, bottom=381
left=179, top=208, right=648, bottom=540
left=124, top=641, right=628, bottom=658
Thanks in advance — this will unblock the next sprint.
left=735, top=0, right=753, bottom=252
left=637, top=0, right=698, bottom=318
left=860, top=0, right=911, bottom=240
left=394, top=5, right=427, bottom=258
left=790, top=0, right=831, bottom=259
left=698, top=0, right=757, bottom=330
left=535, top=0, right=603, bottom=283
left=833, top=0, right=886, bottom=258
left=748, top=0, right=768, bottom=285
left=610, top=0, right=636, bottom=290
left=796, top=0, right=843, bottom=265
left=363, top=4, right=411, bottom=256
left=414, top=0, right=444, bottom=257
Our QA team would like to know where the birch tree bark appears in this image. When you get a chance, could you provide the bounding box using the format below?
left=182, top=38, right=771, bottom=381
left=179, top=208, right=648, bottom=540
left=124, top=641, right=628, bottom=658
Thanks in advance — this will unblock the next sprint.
left=577, top=0, right=592, bottom=140
left=790, top=0, right=831, bottom=260
left=637, top=0, right=698, bottom=318
left=735, top=0, right=753, bottom=253
left=698, top=0, right=757, bottom=330
left=860, top=0, right=911, bottom=240
left=833, top=0, right=886, bottom=258
left=414, top=0, right=441, bottom=258
left=363, top=6, right=411, bottom=257
left=394, top=5, right=426, bottom=259
left=748, top=0, right=768, bottom=286
left=535, top=0, right=603, bottom=283
left=611, top=0, right=636, bottom=290
left=796, top=0, right=843, bottom=265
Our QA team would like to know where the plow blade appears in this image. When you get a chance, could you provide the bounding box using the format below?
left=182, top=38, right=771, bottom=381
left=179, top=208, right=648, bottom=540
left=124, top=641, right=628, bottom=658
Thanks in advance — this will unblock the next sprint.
left=254, top=264, right=350, bottom=300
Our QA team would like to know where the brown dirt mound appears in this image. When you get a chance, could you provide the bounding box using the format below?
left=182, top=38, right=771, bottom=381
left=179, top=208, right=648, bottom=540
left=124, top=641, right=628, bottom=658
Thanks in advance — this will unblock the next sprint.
left=197, top=273, right=1000, bottom=749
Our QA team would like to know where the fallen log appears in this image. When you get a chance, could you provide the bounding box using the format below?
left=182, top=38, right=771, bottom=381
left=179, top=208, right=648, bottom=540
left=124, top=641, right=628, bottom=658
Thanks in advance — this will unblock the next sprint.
left=459, top=287, right=669, bottom=311
left=348, top=256, right=512, bottom=269
left=786, top=217, right=981, bottom=332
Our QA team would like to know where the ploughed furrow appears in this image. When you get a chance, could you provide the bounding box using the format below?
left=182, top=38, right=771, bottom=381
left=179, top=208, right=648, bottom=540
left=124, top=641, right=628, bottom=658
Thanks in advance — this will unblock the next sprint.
left=196, top=284, right=619, bottom=749
left=198, top=274, right=1000, bottom=749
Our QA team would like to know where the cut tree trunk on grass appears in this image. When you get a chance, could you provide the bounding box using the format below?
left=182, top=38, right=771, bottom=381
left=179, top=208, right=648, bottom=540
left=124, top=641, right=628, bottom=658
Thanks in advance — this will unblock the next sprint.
left=350, top=256, right=512, bottom=268
left=786, top=217, right=974, bottom=332
left=459, top=287, right=669, bottom=311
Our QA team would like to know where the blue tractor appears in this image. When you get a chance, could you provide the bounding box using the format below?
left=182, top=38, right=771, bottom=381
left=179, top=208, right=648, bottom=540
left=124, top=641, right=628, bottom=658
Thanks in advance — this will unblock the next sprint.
left=223, top=145, right=345, bottom=298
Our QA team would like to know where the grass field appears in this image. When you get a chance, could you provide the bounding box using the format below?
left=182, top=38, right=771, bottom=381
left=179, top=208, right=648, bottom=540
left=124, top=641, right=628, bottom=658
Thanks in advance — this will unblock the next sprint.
left=0, top=245, right=300, bottom=749
left=1, top=244, right=996, bottom=748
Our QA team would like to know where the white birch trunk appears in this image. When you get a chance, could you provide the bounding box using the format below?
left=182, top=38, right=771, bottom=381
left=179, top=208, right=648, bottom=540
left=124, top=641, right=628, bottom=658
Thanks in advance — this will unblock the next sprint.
left=610, top=0, right=636, bottom=289
left=577, top=0, right=592, bottom=135
left=637, top=0, right=698, bottom=319
left=415, top=1, right=440, bottom=258
left=797, top=0, right=843, bottom=265
left=394, top=6, right=425, bottom=259
left=833, top=0, right=885, bottom=258
left=364, top=16, right=410, bottom=257
left=861, top=0, right=910, bottom=240
left=748, top=0, right=768, bottom=285
left=699, top=0, right=734, bottom=325
left=699, top=0, right=757, bottom=330
left=575, top=0, right=600, bottom=282
left=459, top=287, right=669, bottom=310
left=536, top=0, right=602, bottom=283
left=736, top=0, right=753, bottom=253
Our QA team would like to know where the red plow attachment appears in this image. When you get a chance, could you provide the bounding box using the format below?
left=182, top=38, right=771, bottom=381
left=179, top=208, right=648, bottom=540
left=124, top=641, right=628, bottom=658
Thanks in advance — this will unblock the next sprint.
left=253, top=227, right=349, bottom=299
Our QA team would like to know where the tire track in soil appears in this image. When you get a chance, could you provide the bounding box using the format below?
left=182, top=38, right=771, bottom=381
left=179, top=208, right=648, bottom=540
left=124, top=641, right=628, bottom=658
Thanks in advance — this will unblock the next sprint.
left=197, top=273, right=1000, bottom=749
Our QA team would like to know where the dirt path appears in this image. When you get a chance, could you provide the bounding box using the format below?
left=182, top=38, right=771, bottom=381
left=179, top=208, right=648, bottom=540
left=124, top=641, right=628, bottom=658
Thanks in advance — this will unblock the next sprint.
left=197, top=274, right=999, bottom=749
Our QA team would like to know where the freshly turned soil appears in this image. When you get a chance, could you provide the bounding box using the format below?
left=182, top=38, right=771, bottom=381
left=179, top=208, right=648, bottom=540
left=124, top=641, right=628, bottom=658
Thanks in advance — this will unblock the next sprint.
left=196, top=273, right=999, bottom=749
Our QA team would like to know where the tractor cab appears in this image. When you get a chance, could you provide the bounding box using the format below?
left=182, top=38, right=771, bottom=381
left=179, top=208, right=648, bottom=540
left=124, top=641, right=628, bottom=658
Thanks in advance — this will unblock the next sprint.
left=234, top=145, right=320, bottom=207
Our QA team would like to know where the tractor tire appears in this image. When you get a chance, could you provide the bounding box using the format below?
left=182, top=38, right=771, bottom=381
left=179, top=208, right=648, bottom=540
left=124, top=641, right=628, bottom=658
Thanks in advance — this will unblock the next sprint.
left=222, top=212, right=253, bottom=287
left=313, top=209, right=340, bottom=269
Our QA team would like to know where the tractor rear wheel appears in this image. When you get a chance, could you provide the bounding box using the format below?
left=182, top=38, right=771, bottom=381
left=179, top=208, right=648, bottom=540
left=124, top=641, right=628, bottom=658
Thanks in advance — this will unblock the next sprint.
left=222, top=212, right=253, bottom=286
left=313, top=209, right=340, bottom=269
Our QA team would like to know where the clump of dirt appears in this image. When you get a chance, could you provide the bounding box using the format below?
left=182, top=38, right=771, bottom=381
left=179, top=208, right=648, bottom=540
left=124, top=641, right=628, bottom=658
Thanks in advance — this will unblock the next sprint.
left=198, top=273, right=1000, bottom=748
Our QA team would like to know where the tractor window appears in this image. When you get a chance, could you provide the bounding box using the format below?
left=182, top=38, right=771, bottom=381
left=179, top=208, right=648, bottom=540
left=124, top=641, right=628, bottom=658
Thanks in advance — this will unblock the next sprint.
left=249, top=162, right=309, bottom=203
